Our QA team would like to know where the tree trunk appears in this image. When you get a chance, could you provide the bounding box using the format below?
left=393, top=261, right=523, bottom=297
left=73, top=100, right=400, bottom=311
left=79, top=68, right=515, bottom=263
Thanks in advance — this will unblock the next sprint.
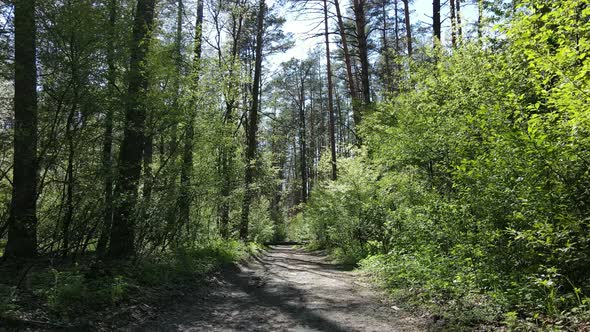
left=62, top=105, right=76, bottom=257
left=5, top=0, right=38, bottom=259
left=333, top=0, right=360, bottom=126
left=324, top=0, right=337, bottom=181
left=394, top=0, right=400, bottom=52
left=179, top=0, right=203, bottom=232
left=218, top=3, right=244, bottom=239
left=109, top=0, right=156, bottom=259
left=456, top=0, right=462, bottom=41
left=402, top=0, right=412, bottom=57
left=240, top=0, right=265, bottom=241
left=299, top=75, right=307, bottom=203
left=450, top=0, right=457, bottom=47
left=382, top=0, right=393, bottom=91
left=478, top=0, right=483, bottom=40
left=433, top=0, right=441, bottom=45
left=143, top=135, right=153, bottom=202
left=353, top=0, right=371, bottom=108
left=97, top=0, right=117, bottom=257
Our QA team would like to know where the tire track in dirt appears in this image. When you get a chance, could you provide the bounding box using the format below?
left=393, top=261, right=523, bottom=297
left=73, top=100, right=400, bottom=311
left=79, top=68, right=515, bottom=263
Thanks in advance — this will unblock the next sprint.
left=136, top=245, right=426, bottom=331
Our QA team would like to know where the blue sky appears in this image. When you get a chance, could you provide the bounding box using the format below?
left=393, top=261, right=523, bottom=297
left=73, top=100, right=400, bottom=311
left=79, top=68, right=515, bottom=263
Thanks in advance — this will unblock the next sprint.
left=269, top=0, right=478, bottom=65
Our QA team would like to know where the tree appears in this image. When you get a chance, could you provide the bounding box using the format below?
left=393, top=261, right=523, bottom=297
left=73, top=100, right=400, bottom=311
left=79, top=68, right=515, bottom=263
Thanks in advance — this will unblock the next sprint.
left=333, top=0, right=359, bottom=126
left=4, top=0, right=38, bottom=259
left=178, top=0, right=203, bottom=237
left=353, top=0, right=371, bottom=110
left=433, top=0, right=441, bottom=44
left=240, top=0, right=265, bottom=240
left=324, top=0, right=337, bottom=181
left=97, top=0, right=119, bottom=257
left=450, top=0, right=457, bottom=47
left=109, top=0, right=157, bottom=258
left=214, top=0, right=247, bottom=239
left=402, top=0, right=412, bottom=56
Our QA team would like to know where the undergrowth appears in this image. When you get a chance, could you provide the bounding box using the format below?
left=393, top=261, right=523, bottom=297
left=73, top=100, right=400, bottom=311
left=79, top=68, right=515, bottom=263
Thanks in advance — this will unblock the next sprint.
left=0, top=240, right=259, bottom=323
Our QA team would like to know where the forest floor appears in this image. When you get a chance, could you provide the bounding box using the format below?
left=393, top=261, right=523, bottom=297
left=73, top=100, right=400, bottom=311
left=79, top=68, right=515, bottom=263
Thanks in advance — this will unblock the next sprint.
left=133, top=245, right=427, bottom=332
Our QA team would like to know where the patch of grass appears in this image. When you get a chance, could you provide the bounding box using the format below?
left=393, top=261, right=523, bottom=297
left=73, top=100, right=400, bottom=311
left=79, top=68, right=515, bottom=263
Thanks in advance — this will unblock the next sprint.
left=358, top=253, right=504, bottom=329
left=133, top=240, right=255, bottom=285
left=303, top=241, right=324, bottom=252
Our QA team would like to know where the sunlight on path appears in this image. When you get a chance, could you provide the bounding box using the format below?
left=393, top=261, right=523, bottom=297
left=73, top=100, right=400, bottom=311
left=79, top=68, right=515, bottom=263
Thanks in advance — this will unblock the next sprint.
left=138, top=245, right=425, bottom=332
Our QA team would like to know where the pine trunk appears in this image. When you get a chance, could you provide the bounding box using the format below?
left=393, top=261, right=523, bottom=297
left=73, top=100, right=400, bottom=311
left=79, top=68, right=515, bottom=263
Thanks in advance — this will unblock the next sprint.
left=324, top=0, right=337, bottom=181
left=353, top=0, right=371, bottom=107
left=402, top=0, right=412, bottom=57
left=433, top=0, right=441, bottom=45
left=5, top=0, right=39, bottom=259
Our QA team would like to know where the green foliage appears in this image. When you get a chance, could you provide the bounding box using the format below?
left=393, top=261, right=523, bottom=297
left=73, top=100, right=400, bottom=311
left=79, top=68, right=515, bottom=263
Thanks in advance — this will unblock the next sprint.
left=0, top=239, right=254, bottom=321
left=297, top=153, right=388, bottom=264
left=47, top=269, right=87, bottom=312
left=248, top=198, right=276, bottom=244
left=134, top=240, right=250, bottom=285
left=298, top=0, right=590, bottom=327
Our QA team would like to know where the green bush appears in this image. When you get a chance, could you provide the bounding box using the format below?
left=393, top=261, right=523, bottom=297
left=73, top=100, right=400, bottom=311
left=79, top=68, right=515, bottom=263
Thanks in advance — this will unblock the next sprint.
left=47, top=269, right=87, bottom=312
left=248, top=198, right=276, bottom=244
left=135, top=239, right=251, bottom=285
left=296, top=153, right=387, bottom=263
left=298, top=1, right=590, bottom=327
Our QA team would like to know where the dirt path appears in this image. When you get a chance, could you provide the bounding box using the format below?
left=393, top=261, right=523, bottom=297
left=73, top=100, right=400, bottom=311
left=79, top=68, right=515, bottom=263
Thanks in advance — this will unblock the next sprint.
left=137, top=245, right=426, bottom=331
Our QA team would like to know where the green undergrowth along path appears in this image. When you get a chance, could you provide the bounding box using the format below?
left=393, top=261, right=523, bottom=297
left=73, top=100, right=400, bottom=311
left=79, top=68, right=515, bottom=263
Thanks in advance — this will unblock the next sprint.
left=0, top=240, right=261, bottom=329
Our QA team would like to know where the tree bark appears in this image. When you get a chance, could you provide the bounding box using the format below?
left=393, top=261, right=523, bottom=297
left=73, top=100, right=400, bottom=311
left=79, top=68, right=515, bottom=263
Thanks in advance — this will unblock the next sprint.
left=298, top=73, right=307, bottom=203
left=456, top=0, right=462, bottom=41
left=179, top=0, right=203, bottom=231
left=324, top=0, right=337, bottom=181
left=96, top=0, right=117, bottom=257
left=353, top=0, right=371, bottom=108
left=478, top=0, right=484, bottom=40
left=433, top=0, right=441, bottom=45
left=450, top=0, right=457, bottom=47
left=402, top=0, right=412, bottom=57
left=382, top=0, right=393, bottom=91
left=333, top=0, right=360, bottom=126
left=62, top=105, right=76, bottom=257
left=109, top=0, right=156, bottom=259
left=240, top=0, right=265, bottom=241
left=218, top=2, right=244, bottom=239
left=5, top=0, right=38, bottom=259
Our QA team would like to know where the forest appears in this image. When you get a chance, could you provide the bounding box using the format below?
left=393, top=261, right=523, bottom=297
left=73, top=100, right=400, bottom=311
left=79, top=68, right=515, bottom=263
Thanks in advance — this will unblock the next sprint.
left=1, top=0, right=589, bottom=330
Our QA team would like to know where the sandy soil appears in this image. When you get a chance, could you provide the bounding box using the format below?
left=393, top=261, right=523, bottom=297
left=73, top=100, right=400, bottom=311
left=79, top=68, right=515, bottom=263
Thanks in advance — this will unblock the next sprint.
left=136, top=245, right=426, bottom=332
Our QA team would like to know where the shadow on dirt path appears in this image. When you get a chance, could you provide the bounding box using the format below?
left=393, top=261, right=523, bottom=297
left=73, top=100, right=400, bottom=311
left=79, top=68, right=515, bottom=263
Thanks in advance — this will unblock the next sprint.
left=136, top=245, right=426, bottom=331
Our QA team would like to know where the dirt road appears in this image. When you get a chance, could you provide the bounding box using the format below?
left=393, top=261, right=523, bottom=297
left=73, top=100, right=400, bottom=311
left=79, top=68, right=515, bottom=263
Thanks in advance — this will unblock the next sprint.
left=138, top=245, right=425, bottom=331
